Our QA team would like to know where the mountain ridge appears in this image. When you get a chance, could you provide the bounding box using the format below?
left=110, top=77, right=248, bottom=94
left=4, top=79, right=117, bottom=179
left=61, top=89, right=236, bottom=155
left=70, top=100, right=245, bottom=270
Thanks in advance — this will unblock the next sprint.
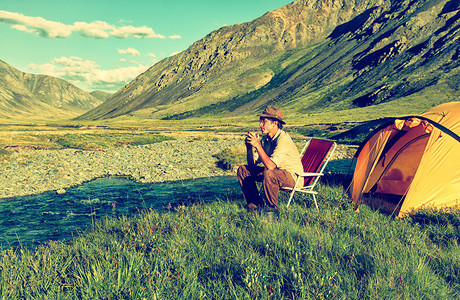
left=3, top=0, right=458, bottom=122
left=79, top=0, right=458, bottom=121
left=0, top=59, right=102, bottom=120
left=220, top=0, right=460, bottom=118
left=79, top=0, right=396, bottom=120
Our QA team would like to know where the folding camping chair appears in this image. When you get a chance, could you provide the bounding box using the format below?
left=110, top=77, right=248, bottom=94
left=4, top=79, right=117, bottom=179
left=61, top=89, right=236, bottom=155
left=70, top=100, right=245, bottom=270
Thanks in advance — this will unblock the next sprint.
left=283, top=138, right=337, bottom=210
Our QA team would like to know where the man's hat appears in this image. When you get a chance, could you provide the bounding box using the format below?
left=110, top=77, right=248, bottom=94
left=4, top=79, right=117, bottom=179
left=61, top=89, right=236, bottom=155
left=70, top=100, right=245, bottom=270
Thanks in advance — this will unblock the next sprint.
left=259, top=105, right=285, bottom=124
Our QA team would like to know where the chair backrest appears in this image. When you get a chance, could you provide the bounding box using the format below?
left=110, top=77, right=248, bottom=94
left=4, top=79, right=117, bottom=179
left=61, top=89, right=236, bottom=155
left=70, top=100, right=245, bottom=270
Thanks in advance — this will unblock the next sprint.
left=300, top=139, right=336, bottom=187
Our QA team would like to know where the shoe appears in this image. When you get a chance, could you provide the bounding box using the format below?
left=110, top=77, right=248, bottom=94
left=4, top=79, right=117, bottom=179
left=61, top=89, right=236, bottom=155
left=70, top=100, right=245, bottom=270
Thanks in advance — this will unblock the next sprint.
left=263, top=207, right=280, bottom=222
left=247, top=203, right=259, bottom=212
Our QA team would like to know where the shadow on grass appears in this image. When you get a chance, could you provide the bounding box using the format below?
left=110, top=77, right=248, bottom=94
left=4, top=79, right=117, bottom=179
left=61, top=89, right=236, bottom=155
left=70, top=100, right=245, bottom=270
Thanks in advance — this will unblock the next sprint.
left=323, top=172, right=353, bottom=189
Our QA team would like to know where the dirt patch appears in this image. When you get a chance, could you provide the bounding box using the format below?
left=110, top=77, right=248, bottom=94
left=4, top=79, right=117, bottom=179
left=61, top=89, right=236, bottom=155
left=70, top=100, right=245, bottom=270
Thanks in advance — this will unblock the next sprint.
left=2, top=145, right=49, bottom=151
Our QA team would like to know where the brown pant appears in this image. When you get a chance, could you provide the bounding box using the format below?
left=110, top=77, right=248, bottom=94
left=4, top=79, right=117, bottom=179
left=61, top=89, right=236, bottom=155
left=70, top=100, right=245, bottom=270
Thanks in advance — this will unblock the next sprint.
left=237, top=165, right=295, bottom=210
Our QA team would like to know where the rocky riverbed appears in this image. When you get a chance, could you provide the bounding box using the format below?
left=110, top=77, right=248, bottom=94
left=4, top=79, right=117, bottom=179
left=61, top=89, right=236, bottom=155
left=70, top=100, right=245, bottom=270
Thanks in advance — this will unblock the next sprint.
left=0, top=137, right=356, bottom=199
left=0, top=138, right=243, bottom=199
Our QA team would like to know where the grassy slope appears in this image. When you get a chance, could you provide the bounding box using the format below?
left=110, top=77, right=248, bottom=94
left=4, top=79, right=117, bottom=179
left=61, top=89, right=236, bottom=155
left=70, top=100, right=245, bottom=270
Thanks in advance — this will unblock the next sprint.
left=0, top=183, right=458, bottom=298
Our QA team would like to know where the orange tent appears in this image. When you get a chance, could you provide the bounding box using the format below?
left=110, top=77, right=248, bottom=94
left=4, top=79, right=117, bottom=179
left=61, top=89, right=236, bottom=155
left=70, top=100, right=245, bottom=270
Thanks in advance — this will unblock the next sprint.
left=351, top=102, right=460, bottom=217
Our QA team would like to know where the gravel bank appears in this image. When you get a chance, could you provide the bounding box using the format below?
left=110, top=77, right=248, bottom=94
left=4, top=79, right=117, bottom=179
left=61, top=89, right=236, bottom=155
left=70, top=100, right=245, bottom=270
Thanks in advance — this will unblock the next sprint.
left=0, top=137, right=356, bottom=199
left=0, top=138, right=241, bottom=199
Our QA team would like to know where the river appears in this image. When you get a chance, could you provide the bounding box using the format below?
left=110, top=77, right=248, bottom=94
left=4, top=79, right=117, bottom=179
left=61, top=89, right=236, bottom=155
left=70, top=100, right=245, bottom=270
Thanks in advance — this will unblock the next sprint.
left=0, top=158, right=353, bottom=250
left=0, top=176, right=241, bottom=250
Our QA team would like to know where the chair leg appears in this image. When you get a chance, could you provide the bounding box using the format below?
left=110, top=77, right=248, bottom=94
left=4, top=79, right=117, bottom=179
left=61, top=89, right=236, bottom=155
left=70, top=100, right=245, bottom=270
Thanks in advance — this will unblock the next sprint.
left=286, top=190, right=296, bottom=208
left=287, top=191, right=320, bottom=210
left=312, top=194, right=319, bottom=211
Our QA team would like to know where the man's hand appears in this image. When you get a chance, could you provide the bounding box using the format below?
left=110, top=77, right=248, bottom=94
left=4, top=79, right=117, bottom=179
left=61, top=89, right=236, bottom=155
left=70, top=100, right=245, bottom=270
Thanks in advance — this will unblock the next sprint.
left=245, top=131, right=260, bottom=148
left=246, top=131, right=277, bottom=170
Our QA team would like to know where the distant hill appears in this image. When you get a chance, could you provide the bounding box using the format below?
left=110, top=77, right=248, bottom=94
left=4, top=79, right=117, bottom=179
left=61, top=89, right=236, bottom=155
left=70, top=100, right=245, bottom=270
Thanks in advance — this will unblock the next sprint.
left=0, top=60, right=102, bottom=120
left=90, top=90, right=113, bottom=102
left=77, top=0, right=459, bottom=121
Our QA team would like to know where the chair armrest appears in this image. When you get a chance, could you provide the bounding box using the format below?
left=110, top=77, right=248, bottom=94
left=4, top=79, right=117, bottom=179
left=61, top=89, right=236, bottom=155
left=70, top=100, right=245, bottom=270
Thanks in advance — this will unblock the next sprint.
left=296, top=172, right=324, bottom=177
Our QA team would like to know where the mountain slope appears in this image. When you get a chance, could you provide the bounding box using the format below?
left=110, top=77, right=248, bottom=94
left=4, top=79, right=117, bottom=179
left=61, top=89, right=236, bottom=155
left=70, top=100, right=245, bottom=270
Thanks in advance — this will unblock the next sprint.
left=90, top=90, right=113, bottom=102
left=0, top=60, right=102, bottom=120
left=78, top=0, right=460, bottom=121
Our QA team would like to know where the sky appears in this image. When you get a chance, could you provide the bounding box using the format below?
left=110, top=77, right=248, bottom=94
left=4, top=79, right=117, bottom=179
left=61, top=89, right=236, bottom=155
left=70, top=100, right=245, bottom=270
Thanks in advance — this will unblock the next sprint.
left=0, top=0, right=293, bottom=92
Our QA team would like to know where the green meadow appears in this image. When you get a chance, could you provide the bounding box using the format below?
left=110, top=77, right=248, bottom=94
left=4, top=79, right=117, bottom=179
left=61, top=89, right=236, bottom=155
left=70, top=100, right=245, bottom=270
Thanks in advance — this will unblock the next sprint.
left=0, top=118, right=458, bottom=298
left=0, top=180, right=459, bottom=299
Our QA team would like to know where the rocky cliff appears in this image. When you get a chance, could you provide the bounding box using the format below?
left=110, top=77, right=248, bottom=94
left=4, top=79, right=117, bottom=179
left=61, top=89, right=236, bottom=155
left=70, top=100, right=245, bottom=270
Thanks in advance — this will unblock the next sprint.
left=77, top=0, right=460, bottom=121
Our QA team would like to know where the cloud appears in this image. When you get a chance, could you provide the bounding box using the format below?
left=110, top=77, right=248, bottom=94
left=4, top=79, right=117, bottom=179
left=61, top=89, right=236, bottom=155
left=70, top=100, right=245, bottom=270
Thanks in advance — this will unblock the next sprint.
left=169, top=34, right=182, bottom=39
left=170, top=51, right=183, bottom=57
left=111, top=25, right=164, bottom=39
left=118, top=19, right=133, bottom=24
left=28, top=56, right=149, bottom=91
left=11, top=24, right=37, bottom=34
left=72, top=21, right=112, bottom=39
left=117, top=48, right=141, bottom=56
left=0, top=10, right=166, bottom=39
left=0, top=10, right=71, bottom=38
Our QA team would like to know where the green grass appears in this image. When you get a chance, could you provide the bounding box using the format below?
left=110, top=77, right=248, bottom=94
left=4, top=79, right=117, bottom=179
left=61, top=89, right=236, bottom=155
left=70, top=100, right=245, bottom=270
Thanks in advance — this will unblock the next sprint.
left=44, top=132, right=174, bottom=150
left=1, top=181, right=458, bottom=299
left=0, top=148, right=10, bottom=160
left=0, top=130, right=174, bottom=151
left=213, top=144, right=247, bottom=170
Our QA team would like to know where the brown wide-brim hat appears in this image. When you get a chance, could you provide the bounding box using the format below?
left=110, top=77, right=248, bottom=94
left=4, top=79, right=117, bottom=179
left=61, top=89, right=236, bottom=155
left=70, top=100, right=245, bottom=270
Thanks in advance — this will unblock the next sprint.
left=259, top=105, right=286, bottom=124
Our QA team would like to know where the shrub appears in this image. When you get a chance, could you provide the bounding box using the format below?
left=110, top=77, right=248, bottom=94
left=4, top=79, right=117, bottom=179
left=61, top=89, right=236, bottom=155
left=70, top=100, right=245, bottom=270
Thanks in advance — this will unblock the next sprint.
left=214, top=145, right=247, bottom=170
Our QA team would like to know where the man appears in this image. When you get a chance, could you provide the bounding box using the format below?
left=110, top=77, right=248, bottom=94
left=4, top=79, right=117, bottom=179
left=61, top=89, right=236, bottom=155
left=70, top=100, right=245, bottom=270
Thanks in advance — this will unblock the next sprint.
left=237, top=105, right=303, bottom=214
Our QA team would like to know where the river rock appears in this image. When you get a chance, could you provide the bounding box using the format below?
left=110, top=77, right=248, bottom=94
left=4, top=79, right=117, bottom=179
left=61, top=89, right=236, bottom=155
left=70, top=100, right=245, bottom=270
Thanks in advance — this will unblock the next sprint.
left=0, top=138, right=241, bottom=199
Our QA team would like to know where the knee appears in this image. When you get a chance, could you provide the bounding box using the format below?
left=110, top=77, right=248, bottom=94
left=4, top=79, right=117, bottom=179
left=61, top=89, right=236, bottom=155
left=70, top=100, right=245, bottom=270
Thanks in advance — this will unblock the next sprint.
left=237, top=165, right=249, bottom=179
left=263, top=169, right=277, bottom=183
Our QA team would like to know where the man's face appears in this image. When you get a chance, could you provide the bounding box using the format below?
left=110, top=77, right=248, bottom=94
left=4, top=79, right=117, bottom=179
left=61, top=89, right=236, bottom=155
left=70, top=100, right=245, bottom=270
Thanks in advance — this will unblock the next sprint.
left=259, top=117, right=277, bottom=134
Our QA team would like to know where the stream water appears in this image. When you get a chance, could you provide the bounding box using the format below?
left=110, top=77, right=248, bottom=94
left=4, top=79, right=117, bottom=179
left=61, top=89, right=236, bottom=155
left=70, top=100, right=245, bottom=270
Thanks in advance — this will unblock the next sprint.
left=0, top=158, right=353, bottom=250
left=0, top=176, right=241, bottom=250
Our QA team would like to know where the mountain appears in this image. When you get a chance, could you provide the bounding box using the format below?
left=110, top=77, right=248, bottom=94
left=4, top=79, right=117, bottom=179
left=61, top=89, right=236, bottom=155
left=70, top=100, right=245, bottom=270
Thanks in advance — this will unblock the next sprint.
left=78, top=0, right=459, bottom=121
left=0, top=60, right=102, bottom=120
left=90, top=90, right=113, bottom=102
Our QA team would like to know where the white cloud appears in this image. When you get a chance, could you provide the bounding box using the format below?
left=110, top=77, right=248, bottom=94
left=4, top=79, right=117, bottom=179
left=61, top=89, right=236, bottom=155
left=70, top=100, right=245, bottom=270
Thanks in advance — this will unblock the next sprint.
left=169, top=34, right=181, bottom=39
left=111, top=25, right=164, bottom=39
left=11, top=24, right=36, bottom=34
left=0, top=10, right=71, bottom=38
left=93, top=65, right=147, bottom=84
left=52, top=56, right=99, bottom=69
left=170, top=51, right=182, bottom=57
left=0, top=10, right=167, bottom=39
left=28, top=56, right=149, bottom=91
left=72, top=21, right=112, bottom=39
left=145, top=53, right=158, bottom=64
left=28, top=62, right=57, bottom=75
left=117, top=47, right=141, bottom=56
left=118, top=19, right=133, bottom=24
